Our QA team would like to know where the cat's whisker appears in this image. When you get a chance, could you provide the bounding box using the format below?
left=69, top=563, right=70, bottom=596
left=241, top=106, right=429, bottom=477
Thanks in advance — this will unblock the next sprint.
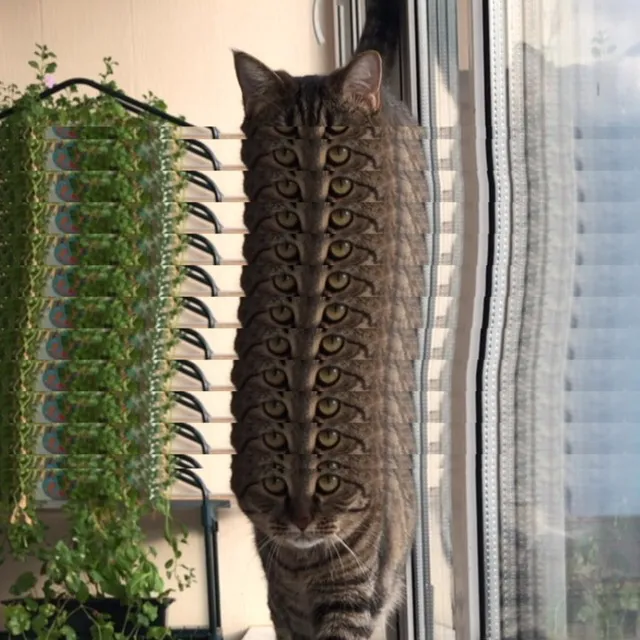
left=256, top=535, right=272, bottom=555
left=266, top=538, right=281, bottom=576
left=327, top=537, right=345, bottom=581
left=273, top=538, right=283, bottom=572
left=333, top=533, right=365, bottom=573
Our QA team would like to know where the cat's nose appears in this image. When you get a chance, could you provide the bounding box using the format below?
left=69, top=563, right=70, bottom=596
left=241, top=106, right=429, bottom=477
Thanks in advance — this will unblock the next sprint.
left=293, top=514, right=312, bottom=531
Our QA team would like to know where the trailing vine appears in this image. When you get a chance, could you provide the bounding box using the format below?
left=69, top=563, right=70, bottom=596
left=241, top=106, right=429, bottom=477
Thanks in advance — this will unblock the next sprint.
left=0, top=45, right=192, bottom=640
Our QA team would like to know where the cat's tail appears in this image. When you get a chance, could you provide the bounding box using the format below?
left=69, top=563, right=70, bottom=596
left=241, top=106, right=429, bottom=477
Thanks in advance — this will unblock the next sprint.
left=354, top=0, right=402, bottom=73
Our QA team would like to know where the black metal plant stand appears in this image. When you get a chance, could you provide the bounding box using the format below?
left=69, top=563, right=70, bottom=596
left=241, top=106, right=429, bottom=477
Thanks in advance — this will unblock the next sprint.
left=173, top=455, right=231, bottom=640
left=0, top=78, right=231, bottom=640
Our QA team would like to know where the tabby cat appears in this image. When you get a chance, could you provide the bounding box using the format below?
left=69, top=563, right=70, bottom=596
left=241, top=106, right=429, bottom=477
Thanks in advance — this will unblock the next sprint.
left=229, top=0, right=428, bottom=637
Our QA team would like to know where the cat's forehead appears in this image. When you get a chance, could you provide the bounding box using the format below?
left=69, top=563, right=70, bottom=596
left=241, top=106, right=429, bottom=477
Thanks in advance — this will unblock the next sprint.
left=294, top=73, right=334, bottom=95
left=252, top=77, right=368, bottom=129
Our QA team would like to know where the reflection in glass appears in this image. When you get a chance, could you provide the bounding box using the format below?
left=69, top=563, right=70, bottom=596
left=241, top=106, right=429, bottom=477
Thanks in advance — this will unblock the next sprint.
left=482, top=0, right=640, bottom=638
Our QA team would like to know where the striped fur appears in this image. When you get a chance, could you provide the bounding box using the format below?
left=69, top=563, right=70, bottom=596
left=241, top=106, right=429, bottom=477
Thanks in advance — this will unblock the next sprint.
left=230, top=0, right=427, bottom=638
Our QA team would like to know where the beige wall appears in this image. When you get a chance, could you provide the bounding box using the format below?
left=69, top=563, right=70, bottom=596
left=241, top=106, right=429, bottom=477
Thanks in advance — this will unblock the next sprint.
left=0, top=0, right=335, bottom=129
left=0, top=1, right=335, bottom=638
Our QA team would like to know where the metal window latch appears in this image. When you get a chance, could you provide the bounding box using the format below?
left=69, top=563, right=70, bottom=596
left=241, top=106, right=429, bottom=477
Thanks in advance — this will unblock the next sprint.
left=313, top=0, right=326, bottom=45
left=315, top=0, right=367, bottom=66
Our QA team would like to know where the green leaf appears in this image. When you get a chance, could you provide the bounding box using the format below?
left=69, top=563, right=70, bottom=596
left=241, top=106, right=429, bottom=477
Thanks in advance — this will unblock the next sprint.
left=151, top=573, right=164, bottom=594
left=91, top=624, right=114, bottom=640
left=136, top=613, right=150, bottom=627
left=88, top=569, right=104, bottom=584
left=76, top=581, right=90, bottom=603
left=5, top=604, right=31, bottom=635
left=24, top=597, right=39, bottom=612
left=64, top=573, right=82, bottom=593
left=61, top=624, right=77, bottom=640
left=141, top=602, right=158, bottom=622
left=32, top=612, right=49, bottom=634
left=28, top=60, right=39, bottom=69
left=45, top=62, right=58, bottom=74
left=9, top=571, right=38, bottom=596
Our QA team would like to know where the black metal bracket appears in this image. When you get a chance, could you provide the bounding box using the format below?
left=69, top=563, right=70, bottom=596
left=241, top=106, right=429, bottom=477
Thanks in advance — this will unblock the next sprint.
left=177, top=328, right=213, bottom=359
left=174, top=359, right=211, bottom=392
left=181, top=297, right=216, bottom=328
left=173, top=453, right=203, bottom=470
left=186, top=171, right=223, bottom=202
left=186, top=203, right=223, bottom=234
left=186, top=234, right=222, bottom=265
left=174, top=423, right=212, bottom=454
left=185, top=140, right=222, bottom=171
left=172, top=390, right=211, bottom=423
left=173, top=467, right=231, bottom=640
left=184, top=265, right=219, bottom=297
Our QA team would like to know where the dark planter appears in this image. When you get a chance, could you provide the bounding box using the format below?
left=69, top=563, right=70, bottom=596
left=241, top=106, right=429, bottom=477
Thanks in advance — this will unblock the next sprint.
left=1, top=597, right=173, bottom=639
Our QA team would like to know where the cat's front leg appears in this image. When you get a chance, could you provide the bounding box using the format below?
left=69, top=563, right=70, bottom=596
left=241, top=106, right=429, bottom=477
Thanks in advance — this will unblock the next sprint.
left=272, top=622, right=311, bottom=640
left=269, top=604, right=293, bottom=640
left=271, top=613, right=299, bottom=640
left=269, top=596, right=310, bottom=640
left=311, top=598, right=376, bottom=640
left=274, top=627, right=309, bottom=640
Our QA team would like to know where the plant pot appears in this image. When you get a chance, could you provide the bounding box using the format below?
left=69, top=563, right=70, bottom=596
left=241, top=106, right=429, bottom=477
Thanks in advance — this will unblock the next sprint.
left=1, top=597, right=173, bottom=639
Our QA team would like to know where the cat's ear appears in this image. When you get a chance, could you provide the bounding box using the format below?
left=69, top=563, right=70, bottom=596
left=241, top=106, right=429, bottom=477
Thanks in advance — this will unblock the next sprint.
left=233, top=50, right=287, bottom=115
left=338, top=51, right=382, bottom=111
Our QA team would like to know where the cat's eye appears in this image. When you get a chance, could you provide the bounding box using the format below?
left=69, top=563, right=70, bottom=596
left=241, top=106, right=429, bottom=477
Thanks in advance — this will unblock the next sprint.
left=270, top=305, right=294, bottom=325
left=263, top=431, right=288, bottom=451
left=316, top=474, right=340, bottom=495
left=263, top=368, right=287, bottom=388
left=329, top=177, right=353, bottom=198
left=316, top=428, right=341, bottom=450
left=319, top=460, right=340, bottom=472
left=323, top=303, right=348, bottom=323
left=273, top=148, right=297, bottom=167
left=275, top=242, right=299, bottom=262
left=319, top=335, right=344, bottom=355
left=325, top=272, right=350, bottom=293
left=328, top=241, right=352, bottom=261
left=277, top=180, right=300, bottom=198
left=316, top=397, right=340, bottom=418
left=326, top=146, right=350, bottom=166
left=276, top=211, right=300, bottom=230
left=329, top=209, right=353, bottom=230
left=273, top=273, right=297, bottom=293
left=316, top=366, right=341, bottom=387
left=263, top=476, right=288, bottom=495
left=327, top=125, right=348, bottom=135
left=264, top=400, right=288, bottom=419
left=275, top=125, right=297, bottom=136
left=267, top=337, right=290, bottom=356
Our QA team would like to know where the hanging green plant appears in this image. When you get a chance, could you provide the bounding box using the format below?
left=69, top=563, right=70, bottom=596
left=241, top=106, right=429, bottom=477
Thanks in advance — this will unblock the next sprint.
left=44, top=297, right=178, bottom=332
left=0, top=44, right=193, bottom=640
left=51, top=234, right=170, bottom=267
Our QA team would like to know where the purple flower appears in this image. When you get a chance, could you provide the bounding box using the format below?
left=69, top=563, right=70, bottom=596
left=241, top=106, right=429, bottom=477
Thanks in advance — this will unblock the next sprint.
left=44, top=74, right=56, bottom=89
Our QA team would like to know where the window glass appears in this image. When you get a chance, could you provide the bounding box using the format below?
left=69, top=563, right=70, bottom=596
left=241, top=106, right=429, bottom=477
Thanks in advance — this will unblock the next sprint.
left=483, top=0, right=640, bottom=638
